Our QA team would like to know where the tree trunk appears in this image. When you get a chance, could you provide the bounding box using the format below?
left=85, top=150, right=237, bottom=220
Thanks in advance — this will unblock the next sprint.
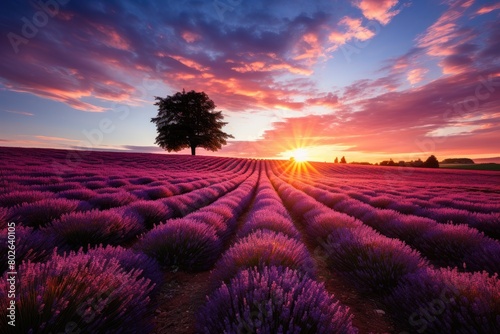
left=191, top=146, right=196, bottom=156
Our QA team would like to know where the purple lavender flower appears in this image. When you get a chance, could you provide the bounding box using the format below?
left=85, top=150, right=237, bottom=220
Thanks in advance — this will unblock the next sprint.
left=0, top=250, right=155, bottom=332
left=135, top=218, right=223, bottom=271
left=43, top=209, right=144, bottom=250
left=197, top=266, right=357, bottom=334
left=210, top=230, right=316, bottom=288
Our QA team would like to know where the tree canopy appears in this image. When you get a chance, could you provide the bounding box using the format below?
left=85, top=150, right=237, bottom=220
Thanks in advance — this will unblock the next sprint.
left=423, top=155, right=439, bottom=168
left=151, top=90, right=233, bottom=155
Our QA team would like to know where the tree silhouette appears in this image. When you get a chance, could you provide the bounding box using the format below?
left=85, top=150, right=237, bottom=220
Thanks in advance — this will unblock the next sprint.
left=151, top=90, right=233, bottom=155
left=423, top=155, right=439, bottom=168
left=334, top=157, right=339, bottom=163
left=340, top=156, right=347, bottom=163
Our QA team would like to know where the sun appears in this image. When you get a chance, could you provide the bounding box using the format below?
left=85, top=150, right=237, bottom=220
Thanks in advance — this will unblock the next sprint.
left=292, top=148, right=308, bottom=162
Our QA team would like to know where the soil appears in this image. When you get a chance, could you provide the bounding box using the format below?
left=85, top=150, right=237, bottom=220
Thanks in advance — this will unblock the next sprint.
left=152, top=270, right=211, bottom=334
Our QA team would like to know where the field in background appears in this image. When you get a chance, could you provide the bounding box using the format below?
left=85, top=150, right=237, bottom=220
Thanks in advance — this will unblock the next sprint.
left=440, top=163, right=500, bottom=171
left=0, top=147, right=499, bottom=333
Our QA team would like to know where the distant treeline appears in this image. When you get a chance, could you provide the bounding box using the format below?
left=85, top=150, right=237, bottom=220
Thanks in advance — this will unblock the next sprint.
left=350, top=155, right=441, bottom=168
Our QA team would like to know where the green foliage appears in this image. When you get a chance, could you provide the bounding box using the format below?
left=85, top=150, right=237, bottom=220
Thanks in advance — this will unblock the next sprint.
left=151, top=90, right=233, bottom=155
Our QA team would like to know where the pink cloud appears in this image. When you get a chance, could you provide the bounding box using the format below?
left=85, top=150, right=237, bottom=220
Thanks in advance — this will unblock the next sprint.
left=35, top=135, right=80, bottom=143
left=353, top=0, right=401, bottom=25
left=475, top=3, right=500, bottom=15
left=329, top=16, right=375, bottom=46
left=181, top=31, right=201, bottom=43
left=417, top=0, right=475, bottom=57
left=407, top=68, right=428, bottom=85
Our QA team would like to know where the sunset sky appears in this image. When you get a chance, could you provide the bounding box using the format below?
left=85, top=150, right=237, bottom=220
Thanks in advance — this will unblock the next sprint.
left=1, top=0, right=499, bottom=163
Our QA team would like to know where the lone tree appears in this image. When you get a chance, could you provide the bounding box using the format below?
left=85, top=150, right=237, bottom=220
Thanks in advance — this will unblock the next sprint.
left=423, top=155, right=439, bottom=168
left=151, top=90, right=233, bottom=155
left=340, top=156, right=347, bottom=163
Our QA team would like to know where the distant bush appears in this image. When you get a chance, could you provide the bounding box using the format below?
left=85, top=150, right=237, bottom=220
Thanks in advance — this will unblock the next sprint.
left=197, top=266, right=356, bottom=334
left=441, top=158, right=474, bottom=164
left=0, top=251, right=155, bottom=332
left=210, top=230, right=315, bottom=288
left=135, top=218, right=222, bottom=271
left=44, top=209, right=144, bottom=250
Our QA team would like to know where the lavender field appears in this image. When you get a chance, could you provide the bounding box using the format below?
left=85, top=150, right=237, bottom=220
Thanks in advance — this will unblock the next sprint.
left=1, top=147, right=499, bottom=333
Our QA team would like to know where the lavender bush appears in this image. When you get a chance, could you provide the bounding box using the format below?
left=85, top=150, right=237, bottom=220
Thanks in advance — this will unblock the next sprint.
left=323, top=226, right=426, bottom=294
left=7, top=198, right=89, bottom=228
left=386, top=267, right=500, bottom=333
left=0, top=190, right=56, bottom=208
left=0, top=251, right=155, bottom=332
left=43, top=209, right=144, bottom=250
left=126, top=200, right=173, bottom=229
left=197, top=266, right=357, bottom=334
left=0, top=226, right=55, bottom=274
left=210, top=230, right=315, bottom=288
left=135, top=218, right=223, bottom=271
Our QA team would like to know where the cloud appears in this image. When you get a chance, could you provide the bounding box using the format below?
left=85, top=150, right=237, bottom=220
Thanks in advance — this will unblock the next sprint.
left=475, top=3, right=500, bottom=15
left=3, top=109, right=34, bottom=116
left=417, top=0, right=476, bottom=58
left=353, top=0, right=401, bottom=25
left=407, top=68, right=428, bottom=85
left=35, top=136, right=81, bottom=143
left=0, top=1, right=384, bottom=114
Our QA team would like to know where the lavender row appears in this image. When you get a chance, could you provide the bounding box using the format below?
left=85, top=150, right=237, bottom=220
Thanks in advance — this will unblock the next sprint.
left=279, top=172, right=500, bottom=274
left=134, top=165, right=259, bottom=271
left=198, top=169, right=357, bottom=333
left=268, top=164, right=500, bottom=332
left=299, top=173, right=500, bottom=240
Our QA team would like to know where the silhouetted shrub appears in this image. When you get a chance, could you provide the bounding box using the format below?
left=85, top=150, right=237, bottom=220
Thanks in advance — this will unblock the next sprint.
left=0, top=251, right=155, bottom=332
left=197, top=266, right=356, bottom=334
left=135, top=218, right=222, bottom=271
